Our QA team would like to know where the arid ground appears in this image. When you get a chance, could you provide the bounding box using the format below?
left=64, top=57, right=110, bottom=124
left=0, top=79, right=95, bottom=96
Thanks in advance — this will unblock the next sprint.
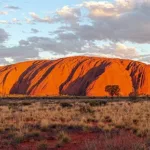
left=0, top=98, right=150, bottom=150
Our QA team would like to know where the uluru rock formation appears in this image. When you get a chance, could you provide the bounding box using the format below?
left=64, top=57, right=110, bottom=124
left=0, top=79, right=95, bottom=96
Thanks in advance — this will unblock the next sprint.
left=0, top=56, right=149, bottom=96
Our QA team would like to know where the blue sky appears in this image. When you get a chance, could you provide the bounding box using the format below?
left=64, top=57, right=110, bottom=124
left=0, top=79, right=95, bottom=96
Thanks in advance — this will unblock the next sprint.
left=0, top=0, right=150, bottom=65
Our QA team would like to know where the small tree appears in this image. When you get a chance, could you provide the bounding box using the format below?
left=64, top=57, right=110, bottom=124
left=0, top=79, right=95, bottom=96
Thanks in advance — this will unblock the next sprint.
left=105, top=85, right=120, bottom=98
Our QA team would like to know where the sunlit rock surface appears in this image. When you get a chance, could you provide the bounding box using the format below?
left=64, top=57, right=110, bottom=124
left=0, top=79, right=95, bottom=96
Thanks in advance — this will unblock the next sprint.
left=0, top=56, right=149, bottom=96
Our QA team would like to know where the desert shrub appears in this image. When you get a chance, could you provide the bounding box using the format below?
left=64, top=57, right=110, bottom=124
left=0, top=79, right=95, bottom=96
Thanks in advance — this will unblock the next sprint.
left=8, top=103, right=19, bottom=110
left=57, top=131, right=70, bottom=142
left=135, top=130, right=148, bottom=137
left=56, top=131, right=71, bottom=147
left=24, top=131, right=40, bottom=140
left=88, top=100, right=107, bottom=107
left=79, top=105, right=94, bottom=114
left=82, top=125, right=90, bottom=132
left=87, top=118, right=98, bottom=123
left=102, top=116, right=112, bottom=123
left=132, top=119, right=139, bottom=125
left=60, top=102, right=72, bottom=108
left=21, top=102, right=32, bottom=106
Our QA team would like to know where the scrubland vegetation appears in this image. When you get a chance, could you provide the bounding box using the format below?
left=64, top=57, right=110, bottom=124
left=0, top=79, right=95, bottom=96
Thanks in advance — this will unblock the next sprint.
left=0, top=99, right=150, bottom=149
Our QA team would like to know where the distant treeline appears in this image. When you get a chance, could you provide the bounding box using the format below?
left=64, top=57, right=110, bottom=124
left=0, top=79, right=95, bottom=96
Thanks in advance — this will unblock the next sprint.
left=0, top=95, right=149, bottom=101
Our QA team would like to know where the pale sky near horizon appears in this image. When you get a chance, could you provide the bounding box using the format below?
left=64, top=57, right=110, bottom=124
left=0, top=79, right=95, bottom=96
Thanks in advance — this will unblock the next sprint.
left=0, top=0, right=150, bottom=65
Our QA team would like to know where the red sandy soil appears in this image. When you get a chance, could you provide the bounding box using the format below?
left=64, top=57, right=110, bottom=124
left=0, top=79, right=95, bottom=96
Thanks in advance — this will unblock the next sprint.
left=1, top=130, right=148, bottom=150
left=0, top=56, right=149, bottom=97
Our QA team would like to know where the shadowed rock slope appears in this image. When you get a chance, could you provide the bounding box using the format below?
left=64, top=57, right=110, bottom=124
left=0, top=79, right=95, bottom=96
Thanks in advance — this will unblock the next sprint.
left=0, top=56, right=149, bottom=96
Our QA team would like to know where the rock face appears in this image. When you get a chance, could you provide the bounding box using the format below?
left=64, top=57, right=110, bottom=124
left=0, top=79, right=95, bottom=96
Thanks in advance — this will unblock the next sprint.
left=0, top=56, right=149, bottom=96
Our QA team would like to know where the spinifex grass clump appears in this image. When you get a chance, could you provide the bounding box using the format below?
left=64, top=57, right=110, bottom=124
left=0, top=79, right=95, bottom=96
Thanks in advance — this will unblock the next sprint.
left=56, top=131, right=71, bottom=147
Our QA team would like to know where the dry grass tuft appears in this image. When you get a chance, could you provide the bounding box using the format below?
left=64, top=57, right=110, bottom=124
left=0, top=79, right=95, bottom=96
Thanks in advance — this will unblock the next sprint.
left=56, top=131, right=71, bottom=147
